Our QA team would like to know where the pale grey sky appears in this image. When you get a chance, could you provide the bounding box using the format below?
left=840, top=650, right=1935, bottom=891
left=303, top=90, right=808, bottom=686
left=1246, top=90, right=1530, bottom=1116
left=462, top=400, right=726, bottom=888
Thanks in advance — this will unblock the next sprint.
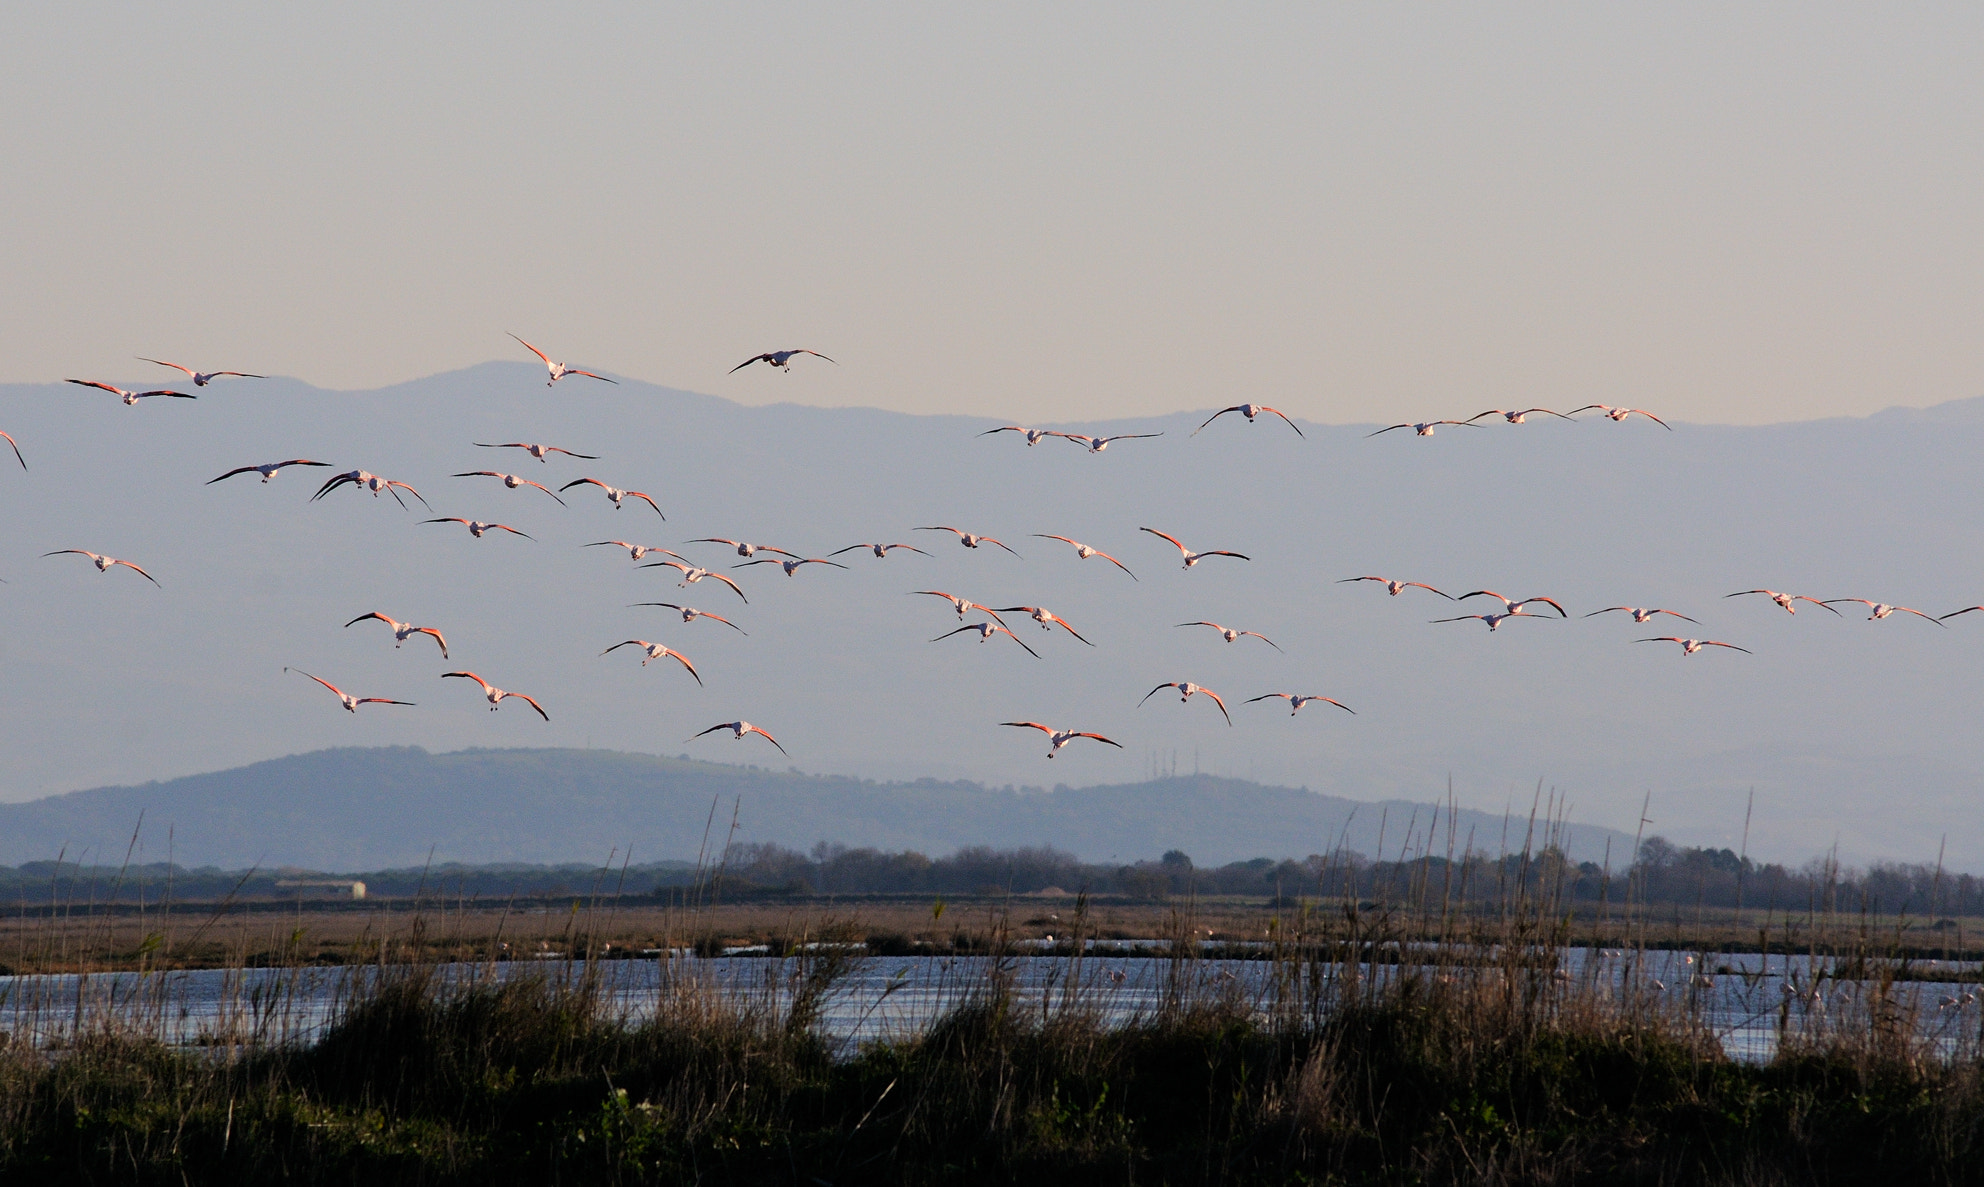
left=5, top=4, right=1980, bottom=424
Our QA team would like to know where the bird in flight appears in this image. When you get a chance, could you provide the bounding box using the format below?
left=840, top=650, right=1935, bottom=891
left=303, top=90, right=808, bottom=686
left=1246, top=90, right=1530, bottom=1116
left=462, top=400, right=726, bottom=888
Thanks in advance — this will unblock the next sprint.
left=1725, top=589, right=1839, bottom=616
left=423, top=517, right=532, bottom=540
left=1032, top=535, right=1137, bottom=580
left=587, top=541, right=689, bottom=564
left=916, top=526, right=1021, bottom=556
left=345, top=612, right=448, bottom=657
left=912, top=591, right=1008, bottom=627
left=560, top=478, right=663, bottom=517
left=1940, top=606, right=1984, bottom=623
left=137, top=358, right=264, bottom=387
left=1585, top=606, right=1697, bottom=624
left=0, top=430, right=21, bottom=470
left=1820, top=599, right=1947, bottom=625
left=829, top=542, right=931, bottom=559
left=642, top=560, right=748, bottom=601
left=208, top=459, right=332, bottom=485
left=1466, top=408, right=1574, bottom=425
left=993, top=605, right=1094, bottom=645
left=285, top=668, right=413, bottom=713
left=690, top=538, right=795, bottom=560
left=1432, top=611, right=1542, bottom=632
left=692, top=720, right=787, bottom=754
left=1192, top=404, right=1305, bottom=438
left=631, top=602, right=748, bottom=634
left=1366, top=420, right=1477, bottom=438
left=1459, top=591, right=1568, bottom=618
left=453, top=471, right=567, bottom=504
left=1570, top=404, right=1671, bottom=429
left=978, top=425, right=1057, bottom=446
left=442, top=671, right=549, bottom=719
left=1001, top=722, right=1123, bottom=758
left=66, top=379, right=194, bottom=405
left=931, top=621, right=1041, bottom=658
left=737, top=556, right=849, bottom=577
left=1635, top=637, right=1752, bottom=656
left=313, top=470, right=429, bottom=509
left=474, top=441, right=597, bottom=463
left=1140, top=527, right=1249, bottom=569
left=1057, top=431, right=1163, bottom=454
left=1177, top=621, right=1282, bottom=651
left=1245, top=693, right=1353, bottom=717
left=1138, top=681, right=1232, bottom=725
left=42, top=550, right=158, bottom=586
left=510, top=333, right=616, bottom=386
left=729, top=349, right=836, bottom=374
left=600, top=640, right=702, bottom=683
left=1338, top=576, right=1452, bottom=599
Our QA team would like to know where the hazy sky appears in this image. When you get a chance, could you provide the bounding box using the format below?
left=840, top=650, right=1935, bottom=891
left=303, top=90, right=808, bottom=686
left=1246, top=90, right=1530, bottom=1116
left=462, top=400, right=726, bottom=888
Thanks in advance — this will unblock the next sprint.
left=6, top=5, right=1981, bottom=425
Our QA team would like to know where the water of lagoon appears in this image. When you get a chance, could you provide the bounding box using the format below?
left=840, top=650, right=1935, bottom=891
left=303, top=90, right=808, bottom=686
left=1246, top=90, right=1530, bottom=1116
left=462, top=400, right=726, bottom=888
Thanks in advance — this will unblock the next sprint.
left=4, top=947, right=1979, bottom=1064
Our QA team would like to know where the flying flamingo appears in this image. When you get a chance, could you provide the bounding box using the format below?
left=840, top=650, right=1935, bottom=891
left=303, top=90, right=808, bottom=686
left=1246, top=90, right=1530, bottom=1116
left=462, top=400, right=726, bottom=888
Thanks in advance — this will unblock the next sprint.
left=1245, top=693, right=1353, bottom=717
left=207, top=459, right=332, bottom=485
left=1192, top=404, right=1305, bottom=438
left=691, top=720, right=787, bottom=754
left=1138, top=681, right=1232, bottom=725
left=1569, top=404, right=1671, bottom=429
left=729, top=349, right=836, bottom=374
left=1726, top=589, right=1840, bottom=615
left=587, top=541, right=688, bottom=563
left=1820, top=599, right=1947, bottom=625
left=992, top=605, right=1094, bottom=645
left=422, top=517, right=532, bottom=540
left=441, top=671, right=549, bottom=719
left=1432, top=612, right=1538, bottom=632
left=344, top=612, right=449, bottom=658
left=1466, top=408, right=1574, bottom=425
left=510, top=333, right=616, bottom=385
left=1000, top=721, right=1123, bottom=758
left=828, top=542, right=930, bottom=559
left=630, top=602, right=748, bottom=633
left=1032, top=535, right=1137, bottom=580
left=136, top=358, right=264, bottom=386
left=736, top=556, right=848, bottom=578
left=1055, top=431, right=1163, bottom=453
left=1338, top=576, right=1452, bottom=599
left=912, top=591, right=1009, bottom=627
left=978, top=425, right=1057, bottom=446
left=42, top=549, right=158, bottom=586
left=560, top=478, right=663, bottom=516
left=313, top=470, right=429, bottom=509
left=1459, top=591, right=1568, bottom=618
left=453, top=471, right=566, bottom=504
left=931, top=621, right=1041, bottom=658
left=641, top=560, right=748, bottom=601
left=1177, top=621, right=1281, bottom=651
left=1140, top=527, right=1249, bottom=569
left=66, top=379, right=194, bottom=405
left=0, top=430, right=20, bottom=469
left=916, top=526, right=1021, bottom=556
left=1635, top=637, right=1752, bottom=656
left=285, top=668, right=414, bottom=713
left=1585, top=606, right=1697, bottom=624
left=1366, top=420, right=1477, bottom=438
left=690, top=538, right=794, bottom=559
left=474, top=441, right=598, bottom=462
left=600, top=640, right=702, bottom=683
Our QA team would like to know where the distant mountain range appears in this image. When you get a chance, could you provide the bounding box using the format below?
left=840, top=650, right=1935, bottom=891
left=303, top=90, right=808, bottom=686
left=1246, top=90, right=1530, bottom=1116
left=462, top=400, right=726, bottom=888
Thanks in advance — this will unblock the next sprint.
left=0, top=746, right=1633, bottom=871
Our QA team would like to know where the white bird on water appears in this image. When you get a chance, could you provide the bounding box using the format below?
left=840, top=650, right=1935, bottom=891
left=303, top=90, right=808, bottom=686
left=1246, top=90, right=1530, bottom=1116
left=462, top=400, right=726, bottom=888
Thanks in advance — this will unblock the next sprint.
left=441, top=671, right=549, bottom=719
left=1138, top=681, right=1232, bottom=725
left=510, top=333, right=617, bottom=386
left=600, top=640, right=702, bottom=683
left=692, top=720, right=787, bottom=754
left=1000, top=722, right=1123, bottom=758
left=137, top=358, right=264, bottom=386
left=286, top=667, right=414, bottom=714
left=344, top=612, right=449, bottom=658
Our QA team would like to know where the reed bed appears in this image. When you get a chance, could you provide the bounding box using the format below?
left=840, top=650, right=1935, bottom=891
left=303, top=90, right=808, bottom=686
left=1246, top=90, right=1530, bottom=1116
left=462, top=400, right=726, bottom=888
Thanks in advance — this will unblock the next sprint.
left=3, top=809, right=1984, bottom=1184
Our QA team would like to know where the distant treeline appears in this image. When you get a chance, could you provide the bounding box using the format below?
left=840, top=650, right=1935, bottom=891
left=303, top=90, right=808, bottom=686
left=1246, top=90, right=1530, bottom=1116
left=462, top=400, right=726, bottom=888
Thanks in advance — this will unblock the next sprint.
left=5, top=835, right=1982, bottom=917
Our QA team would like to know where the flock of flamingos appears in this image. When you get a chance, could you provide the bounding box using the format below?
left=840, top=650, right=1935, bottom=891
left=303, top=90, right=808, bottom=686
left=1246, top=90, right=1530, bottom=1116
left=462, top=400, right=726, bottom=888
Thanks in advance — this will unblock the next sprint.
left=22, top=337, right=1984, bottom=763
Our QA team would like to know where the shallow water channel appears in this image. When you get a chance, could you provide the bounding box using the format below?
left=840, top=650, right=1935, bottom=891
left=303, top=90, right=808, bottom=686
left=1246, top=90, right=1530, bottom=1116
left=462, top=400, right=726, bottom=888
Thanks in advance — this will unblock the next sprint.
left=4, top=947, right=1979, bottom=1063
